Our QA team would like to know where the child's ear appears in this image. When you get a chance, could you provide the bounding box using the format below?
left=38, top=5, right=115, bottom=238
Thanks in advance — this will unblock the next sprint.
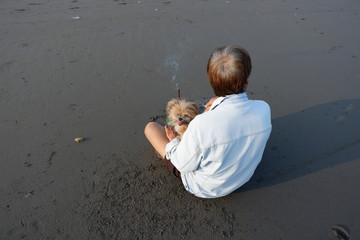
left=166, top=99, right=178, bottom=113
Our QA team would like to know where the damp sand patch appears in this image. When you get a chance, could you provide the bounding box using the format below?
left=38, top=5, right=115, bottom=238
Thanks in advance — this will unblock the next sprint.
left=83, top=156, right=236, bottom=239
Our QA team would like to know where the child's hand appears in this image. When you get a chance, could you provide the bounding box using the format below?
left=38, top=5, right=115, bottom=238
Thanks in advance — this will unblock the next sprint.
left=204, top=97, right=219, bottom=112
left=165, top=126, right=177, bottom=141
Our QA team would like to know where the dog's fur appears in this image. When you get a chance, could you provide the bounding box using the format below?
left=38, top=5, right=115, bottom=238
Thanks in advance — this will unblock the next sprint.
left=166, top=99, right=200, bottom=140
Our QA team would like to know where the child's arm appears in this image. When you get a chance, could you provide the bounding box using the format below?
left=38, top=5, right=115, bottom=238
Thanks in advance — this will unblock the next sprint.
left=165, top=128, right=202, bottom=173
left=204, top=97, right=219, bottom=112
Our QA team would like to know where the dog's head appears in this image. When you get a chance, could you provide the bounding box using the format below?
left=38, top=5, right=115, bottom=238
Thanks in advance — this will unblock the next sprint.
left=166, top=99, right=200, bottom=127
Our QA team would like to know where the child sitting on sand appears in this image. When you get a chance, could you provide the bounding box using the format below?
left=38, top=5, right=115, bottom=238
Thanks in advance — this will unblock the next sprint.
left=144, top=45, right=272, bottom=198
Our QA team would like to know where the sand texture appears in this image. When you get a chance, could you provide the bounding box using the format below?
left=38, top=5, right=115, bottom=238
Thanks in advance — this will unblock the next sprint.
left=1, top=0, right=360, bottom=239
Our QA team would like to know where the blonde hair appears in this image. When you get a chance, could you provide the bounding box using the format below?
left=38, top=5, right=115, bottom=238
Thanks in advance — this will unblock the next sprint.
left=207, top=45, right=252, bottom=96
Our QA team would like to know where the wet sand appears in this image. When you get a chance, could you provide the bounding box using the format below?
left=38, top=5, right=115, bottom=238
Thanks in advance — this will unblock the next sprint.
left=1, top=0, right=360, bottom=239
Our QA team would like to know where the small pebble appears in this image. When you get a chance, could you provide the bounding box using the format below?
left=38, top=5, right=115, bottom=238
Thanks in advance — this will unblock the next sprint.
left=24, top=191, right=34, bottom=198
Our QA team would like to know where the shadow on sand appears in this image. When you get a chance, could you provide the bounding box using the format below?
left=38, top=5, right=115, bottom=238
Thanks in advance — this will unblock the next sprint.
left=238, top=98, right=360, bottom=192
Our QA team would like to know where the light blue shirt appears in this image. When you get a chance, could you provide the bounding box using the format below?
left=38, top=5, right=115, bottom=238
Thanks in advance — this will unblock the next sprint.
left=165, top=93, right=272, bottom=198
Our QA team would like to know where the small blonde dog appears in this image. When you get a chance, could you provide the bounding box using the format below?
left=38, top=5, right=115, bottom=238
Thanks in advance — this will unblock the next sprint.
left=166, top=98, right=200, bottom=140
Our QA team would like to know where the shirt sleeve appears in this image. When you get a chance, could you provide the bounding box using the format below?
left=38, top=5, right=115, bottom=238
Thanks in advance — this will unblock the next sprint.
left=165, top=127, right=202, bottom=173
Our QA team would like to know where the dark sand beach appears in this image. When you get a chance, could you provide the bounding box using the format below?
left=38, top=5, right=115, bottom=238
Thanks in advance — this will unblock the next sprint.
left=1, top=0, right=360, bottom=239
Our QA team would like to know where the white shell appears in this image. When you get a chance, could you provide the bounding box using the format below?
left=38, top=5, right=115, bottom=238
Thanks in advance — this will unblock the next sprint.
left=74, top=138, right=84, bottom=143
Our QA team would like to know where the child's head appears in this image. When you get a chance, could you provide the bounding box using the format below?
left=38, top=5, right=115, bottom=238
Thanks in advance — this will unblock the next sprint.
left=207, top=45, right=252, bottom=97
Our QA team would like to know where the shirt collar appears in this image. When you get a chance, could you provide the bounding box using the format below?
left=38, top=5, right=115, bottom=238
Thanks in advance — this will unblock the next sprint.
left=226, top=92, right=248, bottom=102
left=210, top=92, right=248, bottom=110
